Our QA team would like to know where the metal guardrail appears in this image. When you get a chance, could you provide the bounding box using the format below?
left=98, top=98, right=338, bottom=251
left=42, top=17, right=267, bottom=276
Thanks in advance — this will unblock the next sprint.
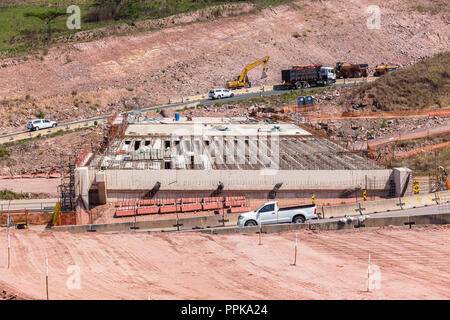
left=0, top=201, right=56, bottom=212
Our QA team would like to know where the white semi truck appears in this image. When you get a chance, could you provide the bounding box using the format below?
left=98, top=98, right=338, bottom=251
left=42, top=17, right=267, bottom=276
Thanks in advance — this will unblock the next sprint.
left=237, top=201, right=318, bottom=227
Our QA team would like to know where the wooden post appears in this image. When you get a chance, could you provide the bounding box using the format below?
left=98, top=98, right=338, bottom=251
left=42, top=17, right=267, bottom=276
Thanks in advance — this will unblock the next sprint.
left=293, top=233, right=298, bottom=266
left=45, top=258, right=49, bottom=300
left=7, top=232, right=10, bottom=269
left=258, top=215, right=262, bottom=246
left=367, top=252, right=371, bottom=292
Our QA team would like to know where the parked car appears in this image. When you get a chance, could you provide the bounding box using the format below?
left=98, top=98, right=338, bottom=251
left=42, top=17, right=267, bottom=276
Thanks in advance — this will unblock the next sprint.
left=27, top=119, right=58, bottom=131
left=237, top=201, right=317, bottom=227
left=209, top=88, right=234, bottom=100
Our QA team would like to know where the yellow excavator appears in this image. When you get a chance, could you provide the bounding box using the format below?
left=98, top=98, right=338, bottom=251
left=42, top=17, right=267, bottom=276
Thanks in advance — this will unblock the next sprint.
left=226, top=56, right=270, bottom=89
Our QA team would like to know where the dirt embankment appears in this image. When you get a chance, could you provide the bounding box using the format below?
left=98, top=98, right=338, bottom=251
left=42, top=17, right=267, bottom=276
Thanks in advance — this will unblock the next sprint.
left=0, top=0, right=448, bottom=133
left=0, top=126, right=104, bottom=176
left=0, top=226, right=449, bottom=299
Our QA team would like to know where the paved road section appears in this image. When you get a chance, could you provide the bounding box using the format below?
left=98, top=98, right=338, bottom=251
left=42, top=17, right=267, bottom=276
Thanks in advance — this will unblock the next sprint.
left=0, top=198, right=58, bottom=212
left=0, top=80, right=371, bottom=144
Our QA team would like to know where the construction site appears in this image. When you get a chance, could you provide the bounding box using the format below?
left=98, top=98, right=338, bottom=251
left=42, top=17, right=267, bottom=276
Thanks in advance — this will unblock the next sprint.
left=53, top=111, right=412, bottom=224
left=0, top=0, right=449, bottom=303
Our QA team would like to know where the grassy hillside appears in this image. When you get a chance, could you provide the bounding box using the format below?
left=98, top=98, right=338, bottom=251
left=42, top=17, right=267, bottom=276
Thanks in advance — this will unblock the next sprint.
left=346, top=52, right=450, bottom=111
left=0, top=0, right=293, bottom=57
left=385, top=145, right=450, bottom=176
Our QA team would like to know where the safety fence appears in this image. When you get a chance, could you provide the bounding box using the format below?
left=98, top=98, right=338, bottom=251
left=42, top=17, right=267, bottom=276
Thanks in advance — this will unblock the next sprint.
left=438, top=193, right=450, bottom=214
left=0, top=210, right=53, bottom=226
left=75, top=147, right=93, bottom=167
left=114, top=195, right=249, bottom=218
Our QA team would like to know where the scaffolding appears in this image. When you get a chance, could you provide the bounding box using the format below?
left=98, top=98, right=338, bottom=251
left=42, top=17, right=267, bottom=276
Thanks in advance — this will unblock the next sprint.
left=58, top=154, right=76, bottom=212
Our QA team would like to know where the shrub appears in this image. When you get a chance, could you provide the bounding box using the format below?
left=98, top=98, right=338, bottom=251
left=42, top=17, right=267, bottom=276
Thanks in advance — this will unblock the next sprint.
left=36, top=110, right=45, bottom=118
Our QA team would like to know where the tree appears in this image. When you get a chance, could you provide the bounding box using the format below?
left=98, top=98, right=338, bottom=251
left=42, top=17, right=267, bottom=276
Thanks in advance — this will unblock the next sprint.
left=24, top=9, right=67, bottom=44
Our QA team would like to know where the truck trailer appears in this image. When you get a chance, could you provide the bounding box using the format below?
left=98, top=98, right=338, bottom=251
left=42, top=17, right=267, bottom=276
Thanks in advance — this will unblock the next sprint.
left=281, top=64, right=336, bottom=89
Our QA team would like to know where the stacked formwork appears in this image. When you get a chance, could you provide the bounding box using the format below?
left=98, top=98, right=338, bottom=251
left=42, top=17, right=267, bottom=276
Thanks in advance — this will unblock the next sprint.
left=114, top=196, right=249, bottom=218
left=94, top=136, right=380, bottom=171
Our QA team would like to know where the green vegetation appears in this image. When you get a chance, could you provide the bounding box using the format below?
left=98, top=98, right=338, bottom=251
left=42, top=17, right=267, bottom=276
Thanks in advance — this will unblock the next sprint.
left=23, top=8, right=68, bottom=44
left=0, top=0, right=295, bottom=57
left=0, top=145, right=10, bottom=159
left=2, top=126, right=89, bottom=148
left=384, top=135, right=450, bottom=175
left=0, top=189, right=30, bottom=200
left=352, top=52, right=450, bottom=111
left=410, top=0, right=448, bottom=15
left=385, top=146, right=450, bottom=176
left=36, top=110, right=45, bottom=118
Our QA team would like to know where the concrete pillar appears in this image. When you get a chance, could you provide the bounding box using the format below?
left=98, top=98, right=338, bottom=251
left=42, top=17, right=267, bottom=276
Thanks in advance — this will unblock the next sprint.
left=393, top=167, right=412, bottom=197
left=75, top=167, right=90, bottom=209
left=96, top=171, right=108, bottom=205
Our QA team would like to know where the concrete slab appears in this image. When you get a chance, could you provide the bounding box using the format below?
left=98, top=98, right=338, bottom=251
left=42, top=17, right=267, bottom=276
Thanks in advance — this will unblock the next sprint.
left=125, top=121, right=311, bottom=137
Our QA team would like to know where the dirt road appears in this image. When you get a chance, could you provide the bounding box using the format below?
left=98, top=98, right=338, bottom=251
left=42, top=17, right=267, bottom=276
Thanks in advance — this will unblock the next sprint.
left=0, top=226, right=449, bottom=299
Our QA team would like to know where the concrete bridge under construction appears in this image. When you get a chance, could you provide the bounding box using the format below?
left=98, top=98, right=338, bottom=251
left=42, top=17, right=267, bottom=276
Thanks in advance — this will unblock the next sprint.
left=74, top=117, right=413, bottom=208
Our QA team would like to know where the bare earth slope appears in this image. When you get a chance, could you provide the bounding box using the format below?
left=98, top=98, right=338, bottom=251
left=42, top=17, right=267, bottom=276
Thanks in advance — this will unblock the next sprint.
left=0, top=226, right=449, bottom=300
left=0, top=0, right=448, bottom=132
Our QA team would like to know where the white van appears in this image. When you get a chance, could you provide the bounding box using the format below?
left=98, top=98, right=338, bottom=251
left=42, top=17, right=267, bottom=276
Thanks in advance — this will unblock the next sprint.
left=209, top=88, right=234, bottom=100
left=27, top=119, right=58, bottom=131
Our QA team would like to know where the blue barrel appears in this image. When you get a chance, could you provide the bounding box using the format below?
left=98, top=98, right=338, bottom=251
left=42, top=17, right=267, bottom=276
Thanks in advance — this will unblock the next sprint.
left=174, top=113, right=180, bottom=121
left=297, top=97, right=305, bottom=106
left=305, top=96, right=314, bottom=105
left=248, top=81, right=252, bottom=88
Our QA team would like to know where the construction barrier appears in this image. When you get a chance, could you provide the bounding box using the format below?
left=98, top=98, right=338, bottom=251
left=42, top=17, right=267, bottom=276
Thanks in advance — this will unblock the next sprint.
left=137, top=207, right=159, bottom=215
left=320, top=193, right=444, bottom=219
left=114, top=196, right=247, bottom=218
left=228, top=206, right=251, bottom=213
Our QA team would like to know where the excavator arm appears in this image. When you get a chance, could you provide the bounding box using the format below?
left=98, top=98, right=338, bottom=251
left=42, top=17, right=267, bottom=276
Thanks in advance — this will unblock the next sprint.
left=238, top=56, right=270, bottom=83
left=226, top=56, right=270, bottom=89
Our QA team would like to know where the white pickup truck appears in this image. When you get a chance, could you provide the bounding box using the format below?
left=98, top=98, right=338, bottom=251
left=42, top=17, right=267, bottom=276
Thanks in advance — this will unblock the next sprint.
left=237, top=201, right=318, bottom=227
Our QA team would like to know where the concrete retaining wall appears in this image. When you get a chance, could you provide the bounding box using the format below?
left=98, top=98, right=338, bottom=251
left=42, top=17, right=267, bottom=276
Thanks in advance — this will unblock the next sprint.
left=103, top=169, right=392, bottom=191
left=320, top=194, right=439, bottom=219
left=202, top=212, right=450, bottom=235
left=53, top=213, right=240, bottom=233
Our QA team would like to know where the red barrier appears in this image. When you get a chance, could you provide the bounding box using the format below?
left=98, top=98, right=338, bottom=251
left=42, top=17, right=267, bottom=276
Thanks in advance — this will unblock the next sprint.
left=178, top=197, right=201, bottom=204
left=228, top=206, right=251, bottom=213
left=225, top=196, right=245, bottom=201
left=160, top=205, right=178, bottom=213
left=181, top=203, right=202, bottom=212
left=138, top=199, right=158, bottom=206
left=137, top=207, right=159, bottom=215
left=115, top=210, right=135, bottom=217
left=160, top=199, right=176, bottom=205
left=202, top=202, right=221, bottom=210
left=75, top=147, right=92, bottom=167
left=203, top=197, right=223, bottom=203
left=225, top=200, right=247, bottom=207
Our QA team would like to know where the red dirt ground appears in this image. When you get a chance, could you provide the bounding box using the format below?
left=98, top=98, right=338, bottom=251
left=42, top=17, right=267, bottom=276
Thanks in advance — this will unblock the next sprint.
left=0, top=225, right=449, bottom=299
